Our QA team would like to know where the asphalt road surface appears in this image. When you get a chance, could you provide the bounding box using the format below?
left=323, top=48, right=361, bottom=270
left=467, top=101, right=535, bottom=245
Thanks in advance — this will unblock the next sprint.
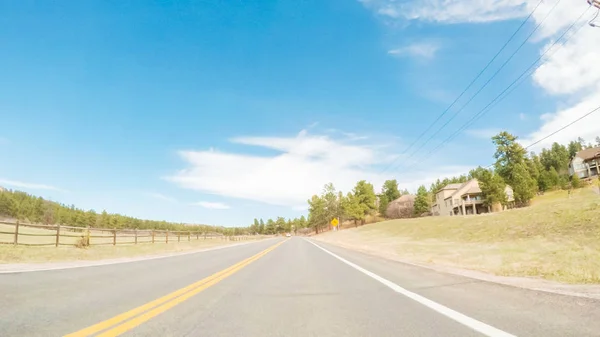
left=1, top=237, right=599, bottom=337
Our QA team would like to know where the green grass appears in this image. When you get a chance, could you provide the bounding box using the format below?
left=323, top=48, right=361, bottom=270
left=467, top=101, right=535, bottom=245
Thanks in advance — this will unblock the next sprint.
left=317, top=188, right=600, bottom=284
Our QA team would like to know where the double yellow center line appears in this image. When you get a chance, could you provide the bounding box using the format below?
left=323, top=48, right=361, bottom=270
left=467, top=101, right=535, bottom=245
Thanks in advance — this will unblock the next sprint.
left=65, top=239, right=286, bottom=337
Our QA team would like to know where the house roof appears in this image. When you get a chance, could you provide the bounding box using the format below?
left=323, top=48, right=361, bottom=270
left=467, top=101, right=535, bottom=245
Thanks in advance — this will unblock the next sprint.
left=445, top=179, right=480, bottom=199
left=575, top=147, right=600, bottom=161
left=466, top=186, right=482, bottom=194
left=438, top=183, right=462, bottom=192
left=390, top=194, right=415, bottom=204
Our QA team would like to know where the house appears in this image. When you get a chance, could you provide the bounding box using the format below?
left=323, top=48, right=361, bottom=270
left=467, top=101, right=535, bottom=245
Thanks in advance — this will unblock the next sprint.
left=569, top=147, right=600, bottom=179
left=431, top=179, right=514, bottom=216
left=385, top=194, right=415, bottom=219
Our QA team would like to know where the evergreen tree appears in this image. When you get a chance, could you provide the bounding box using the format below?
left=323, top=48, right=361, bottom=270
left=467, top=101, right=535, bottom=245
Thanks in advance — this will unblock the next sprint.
left=307, top=195, right=327, bottom=233
left=477, top=169, right=507, bottom=207
left=413, top=185, right=430, bottom=216
left=571, top=173, right=582, bottom=189
left=511, top=163, right=537, bottom=206
left=379, top=179, right=401, bottom=216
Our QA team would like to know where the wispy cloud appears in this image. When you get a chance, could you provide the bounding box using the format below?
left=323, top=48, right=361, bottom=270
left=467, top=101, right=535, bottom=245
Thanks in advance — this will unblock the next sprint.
left=465, top=128, right=501, bottom=140
left=166, top=130, right=474, bottom=208
left=360, top=0, right=531, bottom=24
left=193, top=201, right=231, bottom=210
left=519, top=113, right=527, bottom=121
left=0, top=179, right=64, bottom=192
left=0, top=137, right=8, bottom=145
left=388, top=41, right=441, bottom=60
left=324, top=128, right=369, bottom=141
left=146, top=192, right=177, bottom=203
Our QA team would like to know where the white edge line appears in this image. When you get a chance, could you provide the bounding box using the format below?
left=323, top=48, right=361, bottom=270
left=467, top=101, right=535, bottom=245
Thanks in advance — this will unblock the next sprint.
left=306, top=239, right=517, bottom=337
left=0, top=239, right=274, bottom=274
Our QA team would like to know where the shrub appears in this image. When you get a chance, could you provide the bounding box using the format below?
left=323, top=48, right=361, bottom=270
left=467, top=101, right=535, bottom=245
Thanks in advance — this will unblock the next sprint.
left=75, top=236, right=89, bottom=248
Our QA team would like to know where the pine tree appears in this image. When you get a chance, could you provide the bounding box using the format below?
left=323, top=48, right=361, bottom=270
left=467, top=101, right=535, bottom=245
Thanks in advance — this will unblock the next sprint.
left=478, top=169, right=507, bottom=207
left=413, top=185, right=430, bottom=216
left=379, top=179, right=401, bottom=216
left=511, top=163, right=537, bottom=206
left=571, top=174, right=582, bottom=189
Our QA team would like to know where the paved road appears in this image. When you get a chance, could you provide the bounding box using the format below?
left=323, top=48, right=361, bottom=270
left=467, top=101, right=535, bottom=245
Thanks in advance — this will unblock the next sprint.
left=1, top=238, right=599, bottom=336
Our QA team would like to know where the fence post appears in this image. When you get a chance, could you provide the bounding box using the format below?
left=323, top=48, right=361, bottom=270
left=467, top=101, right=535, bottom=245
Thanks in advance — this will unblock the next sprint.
left=13, top=221, right=20, bottom=246
left=134, top=229, right=138, bottom=245
left=188, top=231, right=191, bottom=241
left=196, top=231, right=199, bottom=240
left=204, top=232, right=207, bottom=240
left=55, top=224, right=61, bottom=247
left=151, top=230, right=155, bottom=244
left=166, top=230, right=169, bottom=243
left=113, top=228, right=116, bottom=246
left=178, top=232, right=181, bottom=242
left=86, top=226, right=90, bottom=246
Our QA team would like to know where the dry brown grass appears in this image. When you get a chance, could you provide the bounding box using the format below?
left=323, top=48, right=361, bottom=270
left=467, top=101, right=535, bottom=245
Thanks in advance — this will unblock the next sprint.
left=0, top=238, right=242, bottom=264
left=0, top=223, right=265, bottom=263
left=0, top=223, right=211, bottom=246
left=317, top=188, right=600, bottom=284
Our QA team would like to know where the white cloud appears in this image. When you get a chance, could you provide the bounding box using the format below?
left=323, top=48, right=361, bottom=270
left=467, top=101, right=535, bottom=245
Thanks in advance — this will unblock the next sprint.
left=465, top=128, right=501, bottom=139
left=146, top=192, right=177, bottom=203
left=362, top=0, right=600, bottom=154
left=193, top=202, right=231, bottom=210
left=532, top=23, right=600, bottom=96
left=519, top=113, right=527, bottom=120
left=521, top=1, right=600, bottom=150
left=521, top=95, right=600, bottom=151
left=0, top=179, right=64, bottom=192
left=388, top=41, right=441, bottom=59
left=167, top=130, right=471, bottom=208
left=360, top=0, right=532, bottom=24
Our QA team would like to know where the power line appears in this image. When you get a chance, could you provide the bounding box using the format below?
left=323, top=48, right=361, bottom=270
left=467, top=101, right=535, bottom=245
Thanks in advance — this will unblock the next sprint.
left=475, top=103, right=599, bottom=173
left=401, top=6, right=591, bottom=171
left=377, top=0, right=545, bottom=175
left=401, top=0, right=563, bottom=165
left=524, top=105, right=600, bottom=150
left=436, top=103, right=600, bottom=180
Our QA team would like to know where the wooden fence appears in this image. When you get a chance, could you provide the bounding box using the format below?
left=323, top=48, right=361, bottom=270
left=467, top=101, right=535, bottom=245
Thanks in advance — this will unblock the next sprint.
left=0, top=221, right=254, bottom=247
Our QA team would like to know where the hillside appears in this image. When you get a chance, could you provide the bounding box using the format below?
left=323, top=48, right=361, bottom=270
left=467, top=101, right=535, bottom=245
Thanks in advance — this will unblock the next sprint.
left=316, top=188, right=600, bottom=284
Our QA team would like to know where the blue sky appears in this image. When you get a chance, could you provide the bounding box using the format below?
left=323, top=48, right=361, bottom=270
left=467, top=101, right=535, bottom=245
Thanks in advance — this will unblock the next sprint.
left=1, top=0, right=598, bottom=226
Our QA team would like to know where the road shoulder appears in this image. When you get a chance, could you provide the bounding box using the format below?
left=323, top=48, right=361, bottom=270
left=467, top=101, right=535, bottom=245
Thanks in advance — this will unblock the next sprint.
left=312, top=236, right=600, bottom=300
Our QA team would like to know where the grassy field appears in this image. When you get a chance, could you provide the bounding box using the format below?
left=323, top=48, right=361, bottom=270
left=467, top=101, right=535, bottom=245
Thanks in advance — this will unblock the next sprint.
left=0, top=239, right=238, bottom=263
left=0, top=223, right=258, bottom=263
left=316, top=188, right=600, bottom=284
left=0, top=223, right=221, bottom=246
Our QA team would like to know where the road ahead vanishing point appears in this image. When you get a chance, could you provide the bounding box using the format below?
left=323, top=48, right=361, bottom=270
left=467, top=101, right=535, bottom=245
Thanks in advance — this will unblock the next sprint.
left=1, top=238, right=599, bottom=337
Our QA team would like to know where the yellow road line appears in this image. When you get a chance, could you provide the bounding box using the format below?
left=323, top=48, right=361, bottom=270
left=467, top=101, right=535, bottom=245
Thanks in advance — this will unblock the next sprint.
left=65, top=240, right=285, bottom=337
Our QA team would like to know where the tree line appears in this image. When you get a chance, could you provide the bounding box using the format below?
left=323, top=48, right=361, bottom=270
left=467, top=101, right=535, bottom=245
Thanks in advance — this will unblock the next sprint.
left=418, top=132, right=600, bottom=211
left=0, top=190, right=250, bottom=235
left=270, top=131, right=600, bottom=234
left=2, top=132, right=597, bottom=236
left=248, top=216, right=308, bottom=235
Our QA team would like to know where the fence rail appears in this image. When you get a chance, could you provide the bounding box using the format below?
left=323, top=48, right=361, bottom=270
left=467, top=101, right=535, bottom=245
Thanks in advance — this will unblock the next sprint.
left=0, top=221, right=256, bottom=247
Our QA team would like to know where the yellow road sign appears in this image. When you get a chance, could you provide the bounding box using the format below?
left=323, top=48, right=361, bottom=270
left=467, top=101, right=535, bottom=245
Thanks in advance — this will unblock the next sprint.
left=331, top=218, right=339, bottom=226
